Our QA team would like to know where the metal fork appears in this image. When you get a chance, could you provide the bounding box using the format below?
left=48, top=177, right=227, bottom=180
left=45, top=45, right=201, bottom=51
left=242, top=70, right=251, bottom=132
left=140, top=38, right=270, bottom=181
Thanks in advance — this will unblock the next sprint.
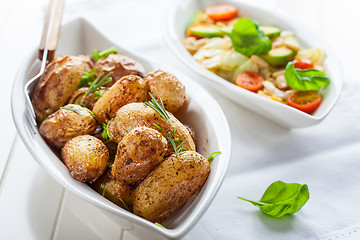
left=24, top=0, right=64, bottom=133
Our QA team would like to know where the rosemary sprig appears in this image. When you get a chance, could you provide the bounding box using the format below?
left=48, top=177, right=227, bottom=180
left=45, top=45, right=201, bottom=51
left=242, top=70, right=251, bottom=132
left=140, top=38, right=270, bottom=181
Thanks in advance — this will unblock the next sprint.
left=155, top=222, right=165, bottom=228
left=81, top=72, right=113, bottom=105
left=167, top=133, right=188, bottom=157
left=145, top=92, right=171, bottom=125
left=102, top=119, right=114, bottom=143
left=118, top=198, right=130, bottom=211
left=80, top=106, right=95, bottom=119
left=100, top=183, right=105, bottom=197
left=79, top=68, right=96, bottom=87
left=92, top=91, right=103, bottom=100
left=61, top=106, right=84, bottom=115
left=207, top=151, right=222, bottom=163
left=153, top=123, right=162, bottom=131
left=91, top=47, right=118, bottom=61
left=81, top=106, right=112, bottom=143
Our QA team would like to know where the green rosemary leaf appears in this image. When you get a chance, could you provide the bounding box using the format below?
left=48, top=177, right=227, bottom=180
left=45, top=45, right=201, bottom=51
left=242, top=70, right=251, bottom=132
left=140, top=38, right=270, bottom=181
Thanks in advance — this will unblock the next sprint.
left=118, top=197, right=130, bottom=211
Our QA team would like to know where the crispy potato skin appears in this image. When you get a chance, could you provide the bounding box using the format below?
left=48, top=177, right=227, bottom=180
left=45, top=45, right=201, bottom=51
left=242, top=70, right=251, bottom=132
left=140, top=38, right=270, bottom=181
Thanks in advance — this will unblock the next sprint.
left=39, top=104, right=97, bottom=149
left=133, top=151, right=210, bottom=223
left=95, top=54, right=145, bottom=86
left=31, top=56, right=86, bottom=122
left=92, top=169, right=133, bottom=210
left=75, top=55, right=94, bottom=72
left=62, top=135, right=109, bottom=183
left=68, top=87, right=106, bottom=110
left=112, top=127, right=168, bottom=185
left=184, top=124, right=197, bottom=148
left=92, top=75, right=148, bottom=123
left=108, top=103, right=195, bottom=152
left=145, top=70, right=186, bottom=113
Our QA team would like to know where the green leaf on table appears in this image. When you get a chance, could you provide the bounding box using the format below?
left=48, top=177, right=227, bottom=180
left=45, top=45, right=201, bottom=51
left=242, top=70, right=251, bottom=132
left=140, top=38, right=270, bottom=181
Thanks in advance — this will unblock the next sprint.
left=238, top=181, right=309, bottom=218
left=223, top=18, right=272, bottom=56
left=285, top=62, right=330, bottom=91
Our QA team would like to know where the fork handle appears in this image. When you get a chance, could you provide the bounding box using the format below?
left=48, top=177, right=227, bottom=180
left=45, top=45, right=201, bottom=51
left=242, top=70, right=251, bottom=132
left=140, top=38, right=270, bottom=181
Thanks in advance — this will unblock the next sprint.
left=39, top=0, right=65, bottom=62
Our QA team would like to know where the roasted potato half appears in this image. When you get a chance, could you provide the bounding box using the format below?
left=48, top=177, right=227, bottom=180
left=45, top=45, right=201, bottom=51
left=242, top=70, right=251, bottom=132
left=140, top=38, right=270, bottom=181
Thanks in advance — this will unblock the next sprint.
left=75, top=55, right=95, bottom=72
left=62, top=135, right=109, bottom=183
left=133, top=151, right=210, bottom=223
left=31, top=56, right=86, bottom=122
left=112, top=127, right=168, bottom=185
left=184, top=124, right=197, bottom=148
left=92, top=169, right=133, bottom=211
left=39, top=104, right=97, bottom=149
left=145, top=70, right=186, bottom=113
left=92, top=75, right=148, bottom=123
left=95, top=53, right=145, bottom=86
left=107, top=102, right=196, bottom=152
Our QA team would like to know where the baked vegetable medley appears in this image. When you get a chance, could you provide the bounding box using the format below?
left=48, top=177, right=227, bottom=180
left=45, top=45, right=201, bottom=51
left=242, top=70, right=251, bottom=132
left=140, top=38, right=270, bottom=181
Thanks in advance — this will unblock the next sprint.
left=31, top=47, right=219, bottom=224
left=183, top=4, right=330, bottom=114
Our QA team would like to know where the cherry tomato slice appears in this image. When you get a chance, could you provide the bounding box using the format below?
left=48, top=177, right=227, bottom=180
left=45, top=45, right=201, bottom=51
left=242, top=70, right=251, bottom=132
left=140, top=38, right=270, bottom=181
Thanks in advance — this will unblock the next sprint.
left=287, top=91, right=321, bottom=114
left=236, top=72, right=264, bottom=92
left=293, top=59, right=314, bottom=70
left=205, top=4, right=238, bottom=21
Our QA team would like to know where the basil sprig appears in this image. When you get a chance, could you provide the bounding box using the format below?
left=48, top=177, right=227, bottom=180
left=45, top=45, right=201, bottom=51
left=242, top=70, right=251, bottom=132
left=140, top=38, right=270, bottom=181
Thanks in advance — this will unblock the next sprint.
left=285, top=62, right=330, bottom=91
left=223, top=18, right=272, bottom=56
left=238, top=181, right=309, bottom=218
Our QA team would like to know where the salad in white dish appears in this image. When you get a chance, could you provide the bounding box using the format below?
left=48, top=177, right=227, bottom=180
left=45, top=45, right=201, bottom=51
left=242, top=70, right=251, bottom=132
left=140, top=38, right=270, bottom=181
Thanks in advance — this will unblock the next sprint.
left=183, top=4, right=330, bottom=114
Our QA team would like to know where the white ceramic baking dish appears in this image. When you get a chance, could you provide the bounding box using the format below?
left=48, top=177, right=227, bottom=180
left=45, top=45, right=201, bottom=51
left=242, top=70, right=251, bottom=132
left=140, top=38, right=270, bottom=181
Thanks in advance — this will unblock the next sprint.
left=164, top=0, right=343, bottom=128
left=11, top=18, right=231, bottom=239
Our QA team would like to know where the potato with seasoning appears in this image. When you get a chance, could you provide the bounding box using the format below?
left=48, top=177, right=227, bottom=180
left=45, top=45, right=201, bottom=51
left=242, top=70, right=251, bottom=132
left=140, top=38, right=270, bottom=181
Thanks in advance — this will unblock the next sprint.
left=62, top=135, right=109, bottom=183
left=92, top=75, right=148, bottom=123
left=184, top=124, right=197, bottom=148
left=92, top=169, right=133, bottom=211
left=107, top=102, right=196, bottom=152
left=112, top=127, right=168, bottom=185
left=95, top=53, right=145, bottom=86
left=68, top=87, right=106, bottom=110
left=133, top=151, right=210, bottom=223
left=31, top=56, right=87, bottom=122
left=39, top=104, right=97, bottom=149
left=145, top=70, right=186, bottom=113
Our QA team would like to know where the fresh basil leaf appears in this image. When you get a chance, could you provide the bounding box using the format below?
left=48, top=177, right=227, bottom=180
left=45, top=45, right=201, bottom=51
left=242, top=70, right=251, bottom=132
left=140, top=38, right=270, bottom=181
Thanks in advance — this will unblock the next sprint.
left=224, top=18, right=272, bottom=56
left=285, top=62, right=330, bottom=91
left=238, top=181, right=309, bottom=218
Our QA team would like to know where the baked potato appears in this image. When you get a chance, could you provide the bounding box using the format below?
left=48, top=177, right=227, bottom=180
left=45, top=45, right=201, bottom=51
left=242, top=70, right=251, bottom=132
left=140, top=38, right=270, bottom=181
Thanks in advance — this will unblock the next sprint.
left=92, top=75, right=148, bottom=123
left=184, top=124, right=197, bottom=148
left=39, top=104, right=97, bottom=149
left=61, top=135, right=109, bottom=182
left=111, top=127, right=168, bottom=185
left=31, top=56, right=86, bottom=122
left=133, top=151, right=210, bottom=223
left=95, top=53, right=145, bottom=86
left=68, top=87, right=106, bottom=110
left=145, top=70, right=186, bottom=113
left=107, top=102, right=196, bottom=152
left=92, top=169, right=133, bottom=210
left=75, top=55, right=95, bottom=72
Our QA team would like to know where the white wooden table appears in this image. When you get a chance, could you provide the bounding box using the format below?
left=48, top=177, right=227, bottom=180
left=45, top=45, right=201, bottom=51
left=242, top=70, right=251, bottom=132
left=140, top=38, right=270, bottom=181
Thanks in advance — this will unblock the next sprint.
left=1, top=0, right=360, bottom=239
